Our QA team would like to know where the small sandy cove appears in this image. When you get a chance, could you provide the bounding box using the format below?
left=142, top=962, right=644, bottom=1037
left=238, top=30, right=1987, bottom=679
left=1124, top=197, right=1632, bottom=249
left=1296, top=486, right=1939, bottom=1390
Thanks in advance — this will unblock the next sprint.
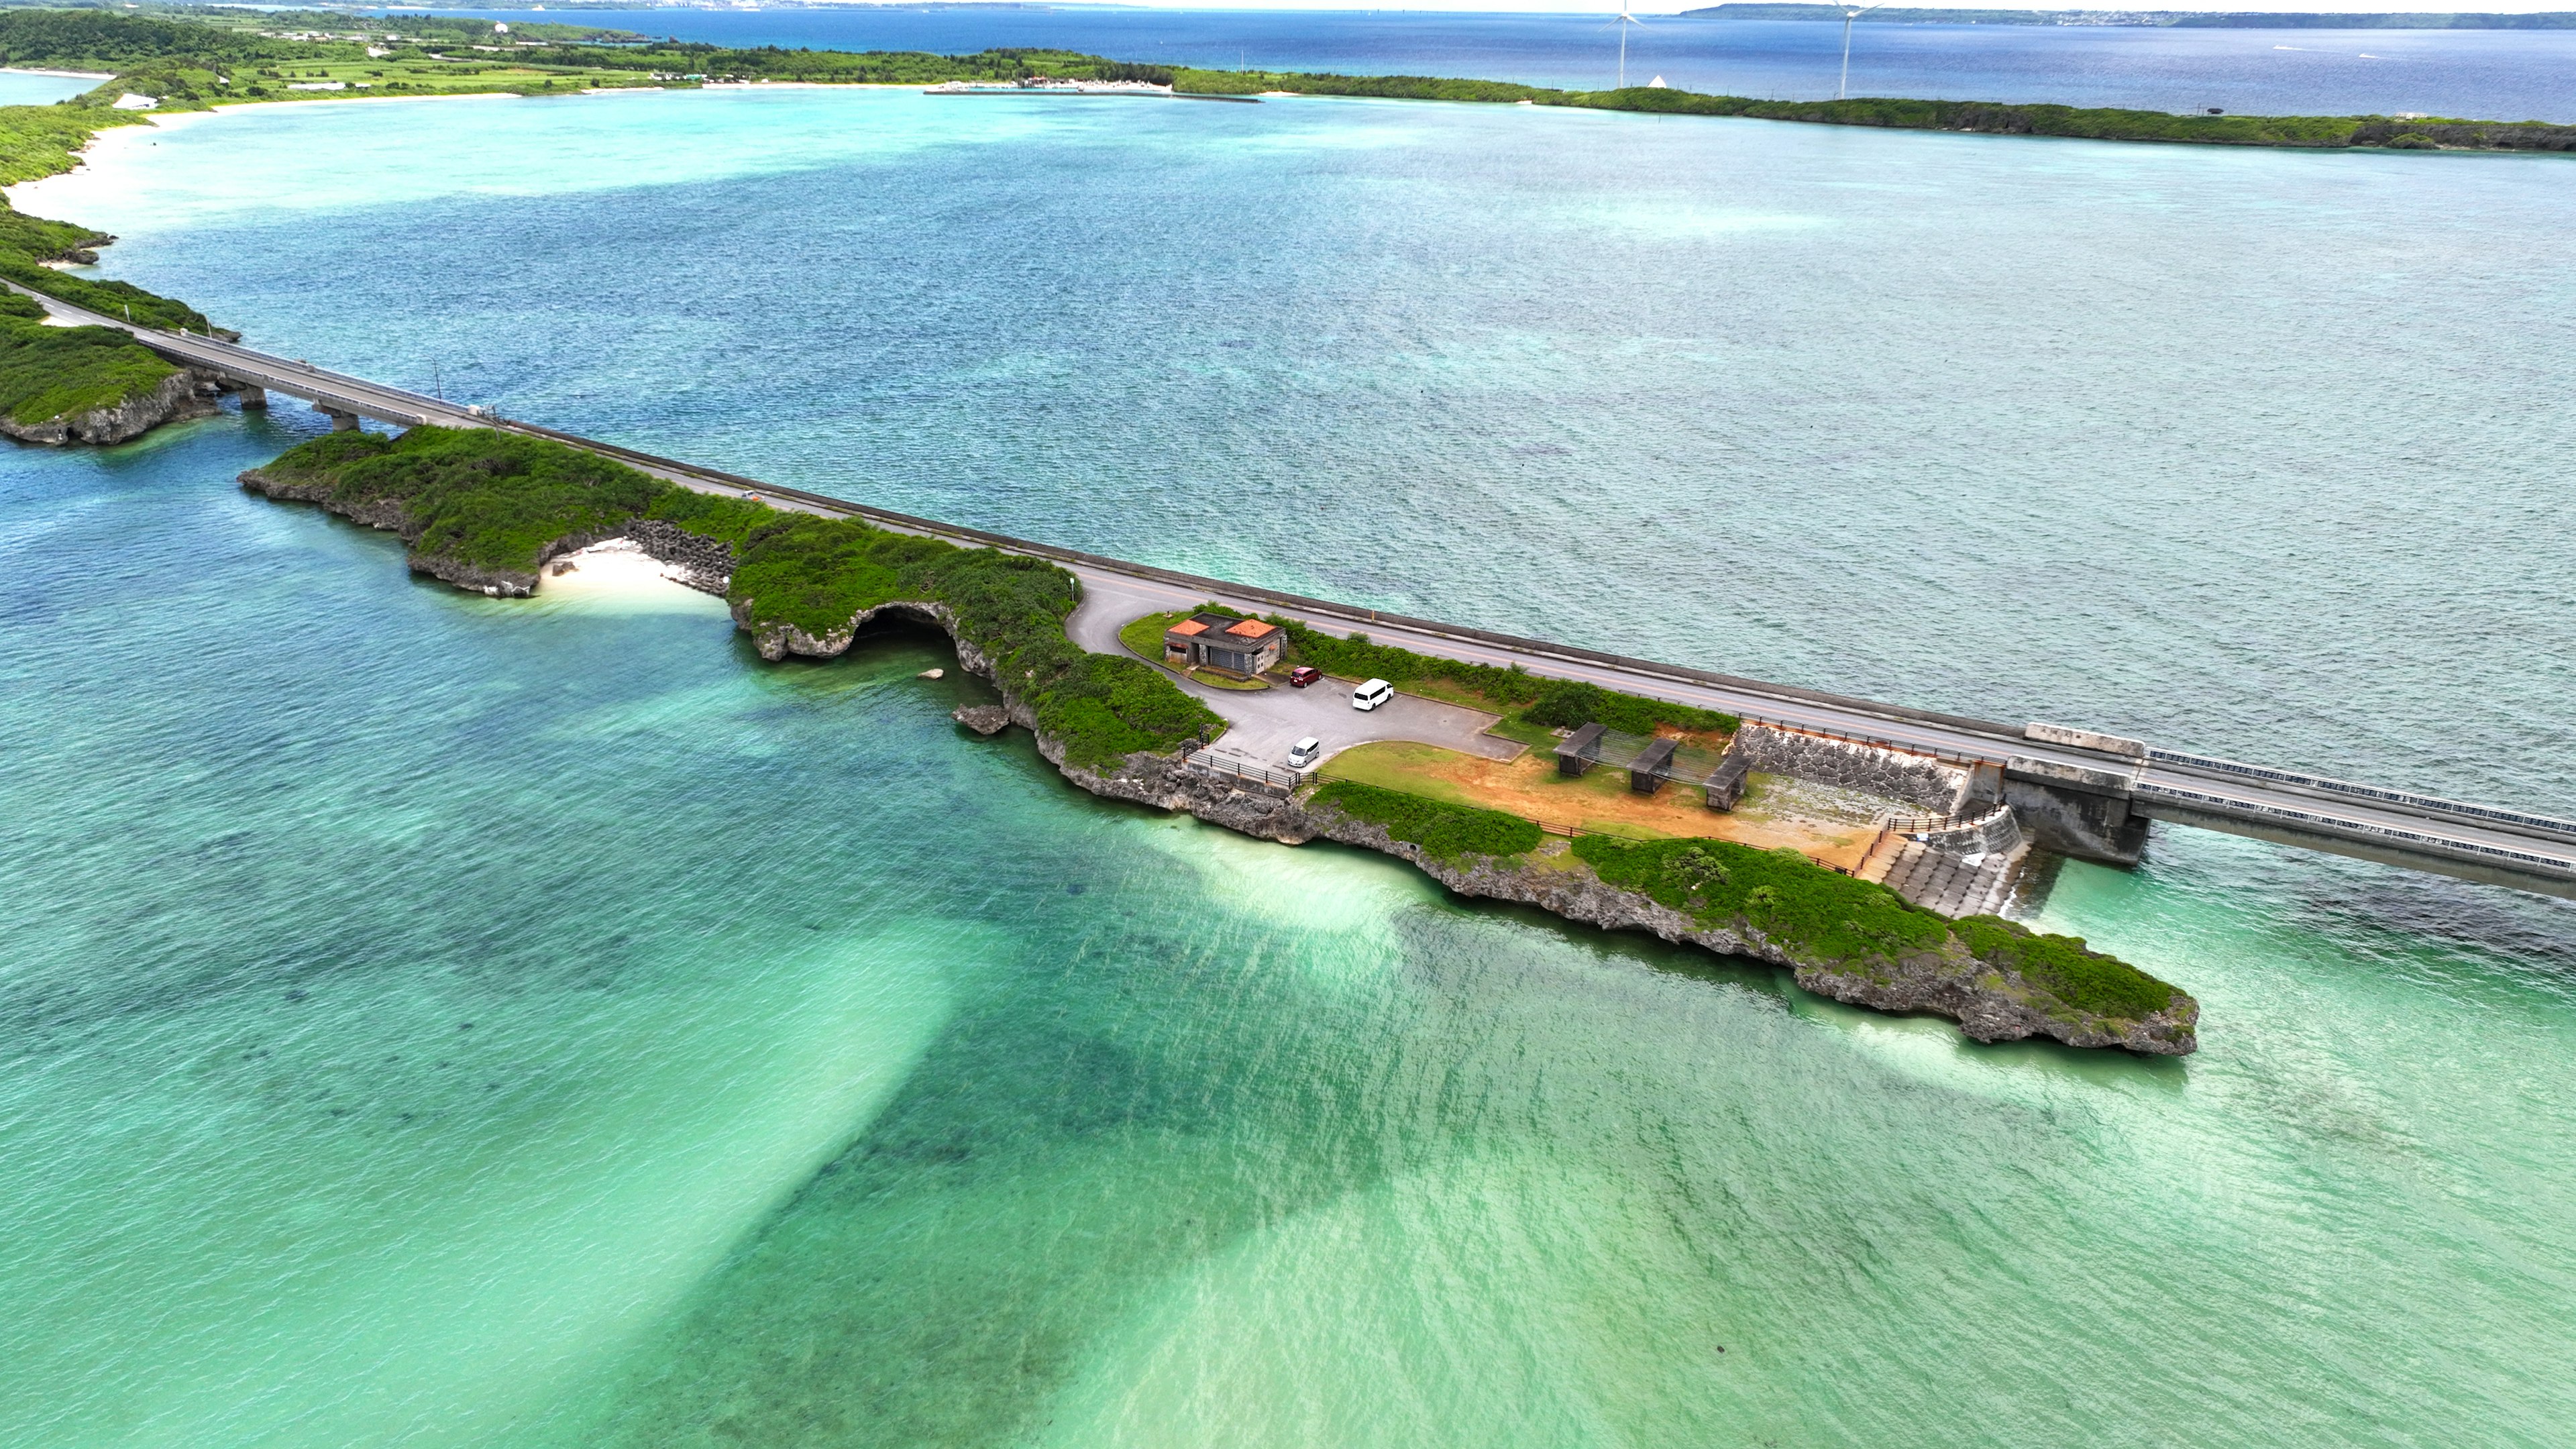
left=539, top=538, right=712, bottom=608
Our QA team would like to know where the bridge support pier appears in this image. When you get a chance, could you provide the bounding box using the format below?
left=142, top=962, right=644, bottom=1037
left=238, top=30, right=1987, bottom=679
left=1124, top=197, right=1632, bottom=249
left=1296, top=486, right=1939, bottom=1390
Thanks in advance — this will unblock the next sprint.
left=231, top=384, right=267, bottom=410
left=315, top=404, right=360, bottom=432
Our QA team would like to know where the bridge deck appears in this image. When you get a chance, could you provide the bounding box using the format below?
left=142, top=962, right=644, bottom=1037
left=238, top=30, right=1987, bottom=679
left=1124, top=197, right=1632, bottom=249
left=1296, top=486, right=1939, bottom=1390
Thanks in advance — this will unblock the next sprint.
left=32, top=286, right=2575, bottom=896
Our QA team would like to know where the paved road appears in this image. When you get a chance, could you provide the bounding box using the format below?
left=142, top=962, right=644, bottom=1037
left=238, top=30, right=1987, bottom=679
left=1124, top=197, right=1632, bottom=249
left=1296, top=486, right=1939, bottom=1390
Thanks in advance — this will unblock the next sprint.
left=1064, top=572, right=1520, bottom=771
left=49, top=287, right=2576, bottom=893
left=5, top=281, right=470, bottom=428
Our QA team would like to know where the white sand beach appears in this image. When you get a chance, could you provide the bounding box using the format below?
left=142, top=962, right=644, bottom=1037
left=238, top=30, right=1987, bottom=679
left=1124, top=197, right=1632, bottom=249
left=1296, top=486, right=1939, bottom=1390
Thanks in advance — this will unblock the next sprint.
left=537, top=538, right=724, bottom=614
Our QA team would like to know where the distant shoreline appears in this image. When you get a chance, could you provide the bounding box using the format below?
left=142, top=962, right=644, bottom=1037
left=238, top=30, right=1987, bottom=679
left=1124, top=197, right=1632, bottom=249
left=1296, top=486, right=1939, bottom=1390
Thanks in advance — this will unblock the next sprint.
left=1681, top=3, right=2576, bottom=27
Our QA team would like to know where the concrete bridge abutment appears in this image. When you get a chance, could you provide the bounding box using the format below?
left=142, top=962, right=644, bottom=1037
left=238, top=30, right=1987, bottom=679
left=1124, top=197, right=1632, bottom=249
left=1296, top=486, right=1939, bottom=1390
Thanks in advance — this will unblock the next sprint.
left=2004, top=756, right=2149, bottom=866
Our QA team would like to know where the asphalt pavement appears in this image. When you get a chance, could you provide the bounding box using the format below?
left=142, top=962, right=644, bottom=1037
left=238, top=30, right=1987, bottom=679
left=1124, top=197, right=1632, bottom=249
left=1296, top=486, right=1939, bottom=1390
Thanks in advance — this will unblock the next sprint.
left=1065, top=574, right=1521, bottom=773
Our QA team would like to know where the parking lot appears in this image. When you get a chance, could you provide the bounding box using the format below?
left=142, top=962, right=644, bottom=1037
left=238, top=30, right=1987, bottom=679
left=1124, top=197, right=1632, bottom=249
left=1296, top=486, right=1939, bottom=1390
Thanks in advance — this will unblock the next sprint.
left=1065, top=578, right=1525, bottom=773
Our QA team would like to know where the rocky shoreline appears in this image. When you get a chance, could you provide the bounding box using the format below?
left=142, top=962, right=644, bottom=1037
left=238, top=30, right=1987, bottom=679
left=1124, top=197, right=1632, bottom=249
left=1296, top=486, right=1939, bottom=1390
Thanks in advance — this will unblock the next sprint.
left=231, top=478, right=2195, bottom=1057
left=1052, top=750, right=2195, bottom=1055
left=742, top=579, right=2195, bottom=1056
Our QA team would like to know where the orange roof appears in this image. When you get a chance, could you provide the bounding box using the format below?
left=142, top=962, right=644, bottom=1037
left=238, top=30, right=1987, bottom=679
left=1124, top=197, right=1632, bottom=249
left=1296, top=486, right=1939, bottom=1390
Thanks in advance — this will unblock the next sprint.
left=1169, top=619, right=1210, bottom=636
left=1223, top=619, right=1277, bottom=639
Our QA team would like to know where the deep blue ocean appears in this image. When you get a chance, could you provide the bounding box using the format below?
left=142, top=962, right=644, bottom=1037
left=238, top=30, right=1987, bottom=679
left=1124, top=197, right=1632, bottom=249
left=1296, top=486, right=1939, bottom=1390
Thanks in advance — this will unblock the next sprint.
left=5, top=19, right=2576, bottom=1448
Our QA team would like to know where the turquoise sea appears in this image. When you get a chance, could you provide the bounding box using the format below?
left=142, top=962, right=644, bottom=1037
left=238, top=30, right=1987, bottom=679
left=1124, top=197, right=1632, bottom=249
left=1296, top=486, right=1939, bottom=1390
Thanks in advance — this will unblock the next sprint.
left=5, top=88, right=2575, bottom=1447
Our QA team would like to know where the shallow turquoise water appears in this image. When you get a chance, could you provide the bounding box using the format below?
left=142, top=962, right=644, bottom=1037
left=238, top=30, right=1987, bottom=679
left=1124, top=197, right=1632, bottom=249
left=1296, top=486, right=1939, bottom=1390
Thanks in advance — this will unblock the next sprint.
left=0, top=70, right=98, bottom=105
left=5, top=91, right=2575, bottom=1446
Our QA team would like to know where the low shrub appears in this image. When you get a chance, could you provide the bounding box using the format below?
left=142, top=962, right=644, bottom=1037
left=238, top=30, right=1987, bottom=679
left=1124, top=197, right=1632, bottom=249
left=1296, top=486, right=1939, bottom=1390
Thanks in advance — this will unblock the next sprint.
left=0, top=256, right=211, bottom=333
left=1953, top=916, right=2179, bottom=1020
left=0, top=315, right=177, bottom=425
left=1309, top=780, right=1542, bottom=861
left=1519, top=678, right=1737, bottom=737
left=261, top=425, right=661, bottom=572
left=250, top=426, right=1223, bottom=771
left=1572, top=835, right=1945, bottom=964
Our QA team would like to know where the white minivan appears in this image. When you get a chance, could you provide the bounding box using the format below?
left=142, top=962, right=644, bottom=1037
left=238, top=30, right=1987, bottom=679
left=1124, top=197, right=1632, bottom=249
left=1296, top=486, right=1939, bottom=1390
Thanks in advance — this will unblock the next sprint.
left=1352, top=678, right=1394, bottom=712
left=1286, top=737, right=1322, bottom=770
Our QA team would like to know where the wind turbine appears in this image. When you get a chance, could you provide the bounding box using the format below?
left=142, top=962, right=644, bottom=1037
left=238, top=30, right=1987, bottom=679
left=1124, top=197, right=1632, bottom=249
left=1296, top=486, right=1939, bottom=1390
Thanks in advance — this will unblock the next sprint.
left=1606, top=0, right=1646, bottom=91
left=1837, top=2, right=1884, bottom=101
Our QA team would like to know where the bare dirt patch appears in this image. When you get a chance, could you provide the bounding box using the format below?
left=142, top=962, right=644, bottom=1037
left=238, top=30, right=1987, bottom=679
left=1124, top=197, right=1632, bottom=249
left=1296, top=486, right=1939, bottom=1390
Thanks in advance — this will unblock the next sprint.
left=1320, top=742, right=1884, bottom=869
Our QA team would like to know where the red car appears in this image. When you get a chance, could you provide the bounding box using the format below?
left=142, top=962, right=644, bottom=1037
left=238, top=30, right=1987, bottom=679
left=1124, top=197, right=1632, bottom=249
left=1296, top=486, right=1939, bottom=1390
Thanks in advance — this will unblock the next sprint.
left=1287, top=666, right=1323, bottom=688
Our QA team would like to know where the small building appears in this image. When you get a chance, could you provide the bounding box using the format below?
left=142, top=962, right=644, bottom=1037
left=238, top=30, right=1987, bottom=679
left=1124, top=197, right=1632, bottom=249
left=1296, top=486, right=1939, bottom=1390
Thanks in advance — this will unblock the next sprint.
left=1164, top=612, right=1284, bottom=677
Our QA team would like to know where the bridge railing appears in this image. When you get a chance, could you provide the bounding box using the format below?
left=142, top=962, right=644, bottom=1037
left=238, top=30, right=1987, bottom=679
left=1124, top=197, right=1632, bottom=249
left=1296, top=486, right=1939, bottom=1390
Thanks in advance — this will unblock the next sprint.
left=2133, top=780, right=2576, bottom=875
left=1184, top=751, right=1303, bottom=795
left=2147, top=749, right=2576, bottom=844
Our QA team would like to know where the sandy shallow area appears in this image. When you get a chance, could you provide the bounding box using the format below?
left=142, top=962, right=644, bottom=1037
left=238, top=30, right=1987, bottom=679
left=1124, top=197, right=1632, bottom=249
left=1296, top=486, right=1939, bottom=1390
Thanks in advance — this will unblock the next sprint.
left=6, top=93, right=537, bottom=213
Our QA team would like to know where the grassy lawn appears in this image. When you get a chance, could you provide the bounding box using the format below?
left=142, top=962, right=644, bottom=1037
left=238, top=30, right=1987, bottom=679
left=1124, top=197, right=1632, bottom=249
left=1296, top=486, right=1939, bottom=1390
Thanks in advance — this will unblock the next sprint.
left=1321, top=742, right=1695, bottom=841
left=1487, top=715, right=1560, bottom=751
left=1116, top=610, right=1183, bottom=661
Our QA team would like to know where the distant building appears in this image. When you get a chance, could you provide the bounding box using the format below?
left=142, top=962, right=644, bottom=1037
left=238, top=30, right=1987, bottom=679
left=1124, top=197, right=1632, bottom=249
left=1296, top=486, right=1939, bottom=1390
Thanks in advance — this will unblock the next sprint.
left=1164, top=612, right=1284, bottom=677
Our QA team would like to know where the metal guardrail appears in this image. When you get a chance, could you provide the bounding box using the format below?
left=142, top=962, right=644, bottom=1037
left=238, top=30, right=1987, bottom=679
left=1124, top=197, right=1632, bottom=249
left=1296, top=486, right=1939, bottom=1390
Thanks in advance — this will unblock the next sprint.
left=2133, top=781, right=2576, bottom=875
left=2147, top=749, right=2576, bottom=844
left=1184, top=751, right=1303, bottom=794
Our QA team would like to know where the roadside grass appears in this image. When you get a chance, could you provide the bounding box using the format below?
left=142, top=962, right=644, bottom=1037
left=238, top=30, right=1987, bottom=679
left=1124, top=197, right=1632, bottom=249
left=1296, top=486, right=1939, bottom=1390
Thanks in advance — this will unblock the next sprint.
left=1485, top=715, right=1560, bottom=750
left=1261, top=611, right=1737, bottom=738
left=1315, top=741, right=1483, bottom=808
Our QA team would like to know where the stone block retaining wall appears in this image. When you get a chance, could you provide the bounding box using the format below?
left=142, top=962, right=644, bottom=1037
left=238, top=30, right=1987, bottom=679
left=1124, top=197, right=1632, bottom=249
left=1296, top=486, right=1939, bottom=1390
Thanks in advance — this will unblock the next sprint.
left=1727, top=724, right=1970, bottom=815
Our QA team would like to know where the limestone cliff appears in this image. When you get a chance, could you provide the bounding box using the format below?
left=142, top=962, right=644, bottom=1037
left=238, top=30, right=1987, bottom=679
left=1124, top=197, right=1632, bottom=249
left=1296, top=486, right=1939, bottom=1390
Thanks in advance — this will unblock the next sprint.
left=3, top=367, right=221, bottom=446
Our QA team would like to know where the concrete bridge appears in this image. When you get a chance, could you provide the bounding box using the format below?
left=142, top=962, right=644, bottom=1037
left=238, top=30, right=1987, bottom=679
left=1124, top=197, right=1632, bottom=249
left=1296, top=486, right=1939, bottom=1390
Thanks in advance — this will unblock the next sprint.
left=49, top=291, right=2576, bottom=900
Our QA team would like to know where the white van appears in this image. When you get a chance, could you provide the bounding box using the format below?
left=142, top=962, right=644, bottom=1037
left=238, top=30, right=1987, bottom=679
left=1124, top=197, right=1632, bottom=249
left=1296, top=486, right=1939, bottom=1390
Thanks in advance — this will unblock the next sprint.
left=1286, top=737, right=1322, bottom=770
left=1352, top=678, right=1393, bottom=712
